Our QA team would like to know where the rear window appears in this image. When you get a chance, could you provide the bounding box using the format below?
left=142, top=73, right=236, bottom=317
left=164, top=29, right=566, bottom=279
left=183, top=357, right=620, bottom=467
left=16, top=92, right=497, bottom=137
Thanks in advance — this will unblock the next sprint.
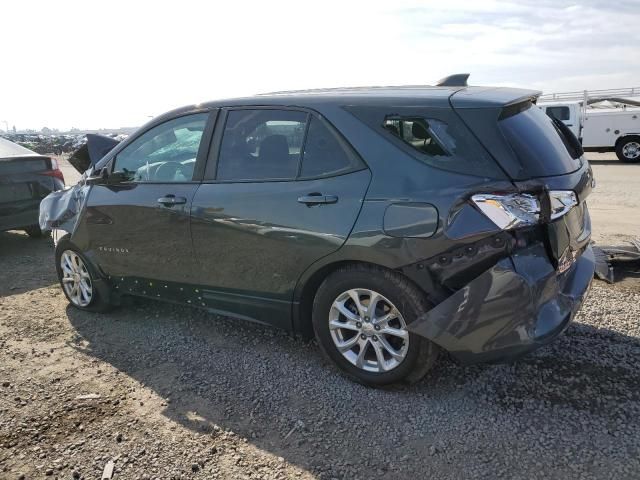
left=0, top=157, right=48, bottom=175
left=499, top=103, right=582, bottom=177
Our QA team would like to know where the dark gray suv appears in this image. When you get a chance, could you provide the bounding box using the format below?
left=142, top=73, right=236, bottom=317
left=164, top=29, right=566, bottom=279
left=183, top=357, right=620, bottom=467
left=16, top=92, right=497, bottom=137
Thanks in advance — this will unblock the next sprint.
left=42, top=80, right=595, bottom=385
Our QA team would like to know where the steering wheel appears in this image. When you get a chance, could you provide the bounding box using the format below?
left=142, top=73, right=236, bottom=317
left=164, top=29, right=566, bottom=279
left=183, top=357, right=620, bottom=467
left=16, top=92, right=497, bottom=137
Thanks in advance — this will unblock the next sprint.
left=154, top=161, right=187, bottom=181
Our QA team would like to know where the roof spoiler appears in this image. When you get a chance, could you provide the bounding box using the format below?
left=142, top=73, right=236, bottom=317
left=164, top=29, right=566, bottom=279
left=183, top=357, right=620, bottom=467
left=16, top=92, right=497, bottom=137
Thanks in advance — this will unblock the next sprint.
left=436, top=73, right=470, bottom=87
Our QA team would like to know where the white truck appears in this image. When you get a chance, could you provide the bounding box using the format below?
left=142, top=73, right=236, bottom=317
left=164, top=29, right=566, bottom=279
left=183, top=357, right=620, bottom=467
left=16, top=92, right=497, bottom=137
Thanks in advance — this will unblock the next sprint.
left=537, top=87, right=640, bottom=162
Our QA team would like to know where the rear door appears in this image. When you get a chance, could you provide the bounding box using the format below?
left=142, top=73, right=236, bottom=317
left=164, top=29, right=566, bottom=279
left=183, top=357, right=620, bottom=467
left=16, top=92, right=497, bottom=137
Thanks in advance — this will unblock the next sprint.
left=78, top=112, right=214, bottom=289
left=190, top=107, right=370, bottom=326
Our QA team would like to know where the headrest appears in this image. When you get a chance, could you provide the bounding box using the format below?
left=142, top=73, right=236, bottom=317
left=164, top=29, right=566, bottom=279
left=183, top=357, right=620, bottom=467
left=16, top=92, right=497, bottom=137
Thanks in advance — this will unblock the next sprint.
left=411, top=122, right=430, bottom=140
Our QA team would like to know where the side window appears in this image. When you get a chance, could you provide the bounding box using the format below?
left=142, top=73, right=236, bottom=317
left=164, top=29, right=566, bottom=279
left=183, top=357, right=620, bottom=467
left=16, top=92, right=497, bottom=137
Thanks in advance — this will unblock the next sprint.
left=300, top=117, right=363, bottom=178
left=346, top=105, right=505, bottom=178
left=383, top=117, right=448, bottom=156
left=217, top=110, right=307, bottom=181
left=546, top=106, right=570, bottom=121
left=114, top=113, right=208, bottom=182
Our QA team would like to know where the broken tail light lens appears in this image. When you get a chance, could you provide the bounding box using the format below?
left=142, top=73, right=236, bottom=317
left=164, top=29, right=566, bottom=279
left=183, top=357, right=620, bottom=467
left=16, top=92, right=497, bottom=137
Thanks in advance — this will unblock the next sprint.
left=549, top=190, right=577, bottom=220
left=471, top=193, right=540, bottom=230
left=472, top=190, right=578, bottom=230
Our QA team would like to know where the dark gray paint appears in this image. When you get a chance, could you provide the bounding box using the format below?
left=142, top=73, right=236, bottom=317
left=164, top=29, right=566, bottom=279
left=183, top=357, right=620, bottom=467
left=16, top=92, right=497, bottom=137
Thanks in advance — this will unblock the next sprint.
left=409, top=244, right=594, bottom=364
left=50, top=84, right=596, bottom=365
left=383, top=202, right=438, bottom=238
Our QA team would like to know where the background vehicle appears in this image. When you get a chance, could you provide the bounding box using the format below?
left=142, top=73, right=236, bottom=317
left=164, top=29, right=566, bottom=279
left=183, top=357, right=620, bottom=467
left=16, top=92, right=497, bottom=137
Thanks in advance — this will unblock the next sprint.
left=44, top=78, right=595, bottom=386
left=538, top=87, right=640, bottom=162
left=0, top=137, right=64, bottom=236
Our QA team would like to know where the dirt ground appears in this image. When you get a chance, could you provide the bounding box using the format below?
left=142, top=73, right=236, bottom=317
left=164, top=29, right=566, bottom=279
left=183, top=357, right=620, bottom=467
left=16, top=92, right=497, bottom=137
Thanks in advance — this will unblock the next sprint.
left=1, top=153, right=639, bottom=479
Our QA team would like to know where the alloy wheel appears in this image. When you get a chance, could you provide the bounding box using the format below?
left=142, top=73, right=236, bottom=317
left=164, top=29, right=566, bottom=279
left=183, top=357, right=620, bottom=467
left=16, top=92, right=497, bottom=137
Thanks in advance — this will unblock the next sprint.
left=622, top=141, right=640, bottom=159
left=328, top=288, right=409, bottom=373
left=60, top=250, right=93, bottom=307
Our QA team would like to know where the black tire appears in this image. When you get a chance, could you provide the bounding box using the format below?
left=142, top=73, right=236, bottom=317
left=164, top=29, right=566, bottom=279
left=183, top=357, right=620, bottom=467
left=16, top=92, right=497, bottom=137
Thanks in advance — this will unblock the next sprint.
left=24, top=225, right=44, bottom=238
left=615, top=136, right=640, bottom=163
left=55, top=235, right=113, bottom=313
left=312, top=264, right=438, bottom=386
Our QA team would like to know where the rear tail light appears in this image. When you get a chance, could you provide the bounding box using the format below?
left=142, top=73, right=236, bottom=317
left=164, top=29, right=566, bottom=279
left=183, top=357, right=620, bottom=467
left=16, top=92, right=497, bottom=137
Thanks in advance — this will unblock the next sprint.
left=471, top=193, right=540, bottom=230
left=472, top=190, right=576, bottom=230
left=548, top=190, right=577, bottom=220
left=40, top=157, right=65, bottom=183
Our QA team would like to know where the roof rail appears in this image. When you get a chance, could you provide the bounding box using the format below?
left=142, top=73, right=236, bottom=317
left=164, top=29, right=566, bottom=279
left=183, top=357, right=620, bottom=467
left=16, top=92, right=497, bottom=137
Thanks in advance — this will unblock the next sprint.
left=435, top=73, right=470, bottom=87
left=539, top=87, right=640, bottom=103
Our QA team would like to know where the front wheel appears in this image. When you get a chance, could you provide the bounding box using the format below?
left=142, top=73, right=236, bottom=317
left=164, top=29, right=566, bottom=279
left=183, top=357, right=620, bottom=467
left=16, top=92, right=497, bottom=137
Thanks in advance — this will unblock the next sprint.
left=616, top=136, right=640, bottom=163
left=312, top=264, right=438, bottom=386
left=55, top=236, right=113, bottom=312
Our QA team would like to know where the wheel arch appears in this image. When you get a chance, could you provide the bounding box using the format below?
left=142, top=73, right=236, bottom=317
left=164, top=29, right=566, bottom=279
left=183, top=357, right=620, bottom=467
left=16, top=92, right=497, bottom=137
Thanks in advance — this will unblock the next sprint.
left=291, top=258, right=429, bottom=339
left=615, top=134, right=640, bottom=148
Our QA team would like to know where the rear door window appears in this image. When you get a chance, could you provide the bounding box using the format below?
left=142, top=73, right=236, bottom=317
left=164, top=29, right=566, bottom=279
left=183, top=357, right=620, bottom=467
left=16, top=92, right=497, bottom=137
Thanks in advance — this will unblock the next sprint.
left=216, top=109, right=307, bottom=181
left=499, top=103, right=582, bottom=177
left=300, top=117, right=363, bottom=178
left=215, top=109, right=365, bottom=181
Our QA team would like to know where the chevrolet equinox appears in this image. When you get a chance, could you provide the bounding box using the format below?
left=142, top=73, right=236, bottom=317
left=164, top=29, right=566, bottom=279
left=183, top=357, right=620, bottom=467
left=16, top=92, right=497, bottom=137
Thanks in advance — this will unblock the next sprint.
left=43, top=77, right=595, bottom=385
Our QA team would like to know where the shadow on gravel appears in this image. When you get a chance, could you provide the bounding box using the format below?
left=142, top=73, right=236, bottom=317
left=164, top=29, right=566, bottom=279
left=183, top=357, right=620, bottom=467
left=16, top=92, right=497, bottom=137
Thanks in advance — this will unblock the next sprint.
left=0, top=230, right=57, bottom=298
left=65, top=296, right=640, bottom=477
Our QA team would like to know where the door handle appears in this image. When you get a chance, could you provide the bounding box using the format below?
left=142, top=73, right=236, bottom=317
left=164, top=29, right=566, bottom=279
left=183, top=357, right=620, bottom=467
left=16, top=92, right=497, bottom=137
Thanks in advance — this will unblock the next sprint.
left=157, top=195, right=187, bottom=206
left=297, top=193, right=338, bottom=206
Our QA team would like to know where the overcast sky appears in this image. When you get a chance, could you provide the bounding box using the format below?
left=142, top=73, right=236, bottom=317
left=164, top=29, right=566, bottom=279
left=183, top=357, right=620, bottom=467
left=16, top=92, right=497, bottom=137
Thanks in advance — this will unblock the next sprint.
left=1, top=0, right=639, bottom=131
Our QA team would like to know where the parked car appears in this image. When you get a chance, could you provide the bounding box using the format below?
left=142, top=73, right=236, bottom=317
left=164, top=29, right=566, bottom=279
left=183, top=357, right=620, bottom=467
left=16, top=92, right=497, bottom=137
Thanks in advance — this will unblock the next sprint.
left=43, top=79, right=595, bottom=385
left=0, top=137, right=64, bottom=237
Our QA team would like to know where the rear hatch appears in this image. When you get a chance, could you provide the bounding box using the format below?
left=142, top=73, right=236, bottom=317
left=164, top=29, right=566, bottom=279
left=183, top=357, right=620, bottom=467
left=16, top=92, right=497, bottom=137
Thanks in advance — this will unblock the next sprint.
left=451, top=88, right=593, bottom=267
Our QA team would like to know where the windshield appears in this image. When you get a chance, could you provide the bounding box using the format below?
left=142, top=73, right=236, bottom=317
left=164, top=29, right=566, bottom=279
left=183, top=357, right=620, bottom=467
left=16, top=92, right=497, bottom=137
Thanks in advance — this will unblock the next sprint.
left=498, top=102, right=583, bottom=177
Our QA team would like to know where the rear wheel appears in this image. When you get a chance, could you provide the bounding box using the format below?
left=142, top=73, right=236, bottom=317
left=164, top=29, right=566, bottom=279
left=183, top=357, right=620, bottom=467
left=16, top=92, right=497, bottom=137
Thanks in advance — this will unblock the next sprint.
left=55, top=236, right=113, bottom=312
left=616, top=136, right=640, bottom=163
left=312, top=264, right=438, bottom=386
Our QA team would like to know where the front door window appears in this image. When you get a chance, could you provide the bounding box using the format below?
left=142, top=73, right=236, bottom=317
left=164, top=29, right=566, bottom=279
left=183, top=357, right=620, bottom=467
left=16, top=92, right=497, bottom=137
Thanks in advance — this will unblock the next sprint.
left=114, top=113, right=209, bottom=182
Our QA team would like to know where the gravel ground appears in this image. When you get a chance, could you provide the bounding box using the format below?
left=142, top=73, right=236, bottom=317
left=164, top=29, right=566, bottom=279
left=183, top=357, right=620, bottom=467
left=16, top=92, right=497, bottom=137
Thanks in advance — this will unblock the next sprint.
left=1, top=153, right=639, bottom=479
left=1, top=231, right=639, bottom=480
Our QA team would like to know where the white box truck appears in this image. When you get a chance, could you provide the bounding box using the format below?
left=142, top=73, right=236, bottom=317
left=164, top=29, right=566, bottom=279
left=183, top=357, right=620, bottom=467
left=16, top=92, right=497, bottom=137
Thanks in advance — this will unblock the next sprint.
left=538, top=87, right=640, bottom=162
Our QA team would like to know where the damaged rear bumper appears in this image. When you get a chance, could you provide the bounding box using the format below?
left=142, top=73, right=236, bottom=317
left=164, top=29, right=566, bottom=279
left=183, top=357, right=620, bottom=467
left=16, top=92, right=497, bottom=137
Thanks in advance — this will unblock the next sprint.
left=409, top=243, right=595, bottom=364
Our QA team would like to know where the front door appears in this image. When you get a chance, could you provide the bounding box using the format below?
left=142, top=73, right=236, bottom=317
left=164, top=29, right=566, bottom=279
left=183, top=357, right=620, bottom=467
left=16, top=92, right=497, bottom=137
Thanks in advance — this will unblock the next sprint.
left=190, top=108, right=371, bottom=326
left=78, top=112, right=211, bottom=287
